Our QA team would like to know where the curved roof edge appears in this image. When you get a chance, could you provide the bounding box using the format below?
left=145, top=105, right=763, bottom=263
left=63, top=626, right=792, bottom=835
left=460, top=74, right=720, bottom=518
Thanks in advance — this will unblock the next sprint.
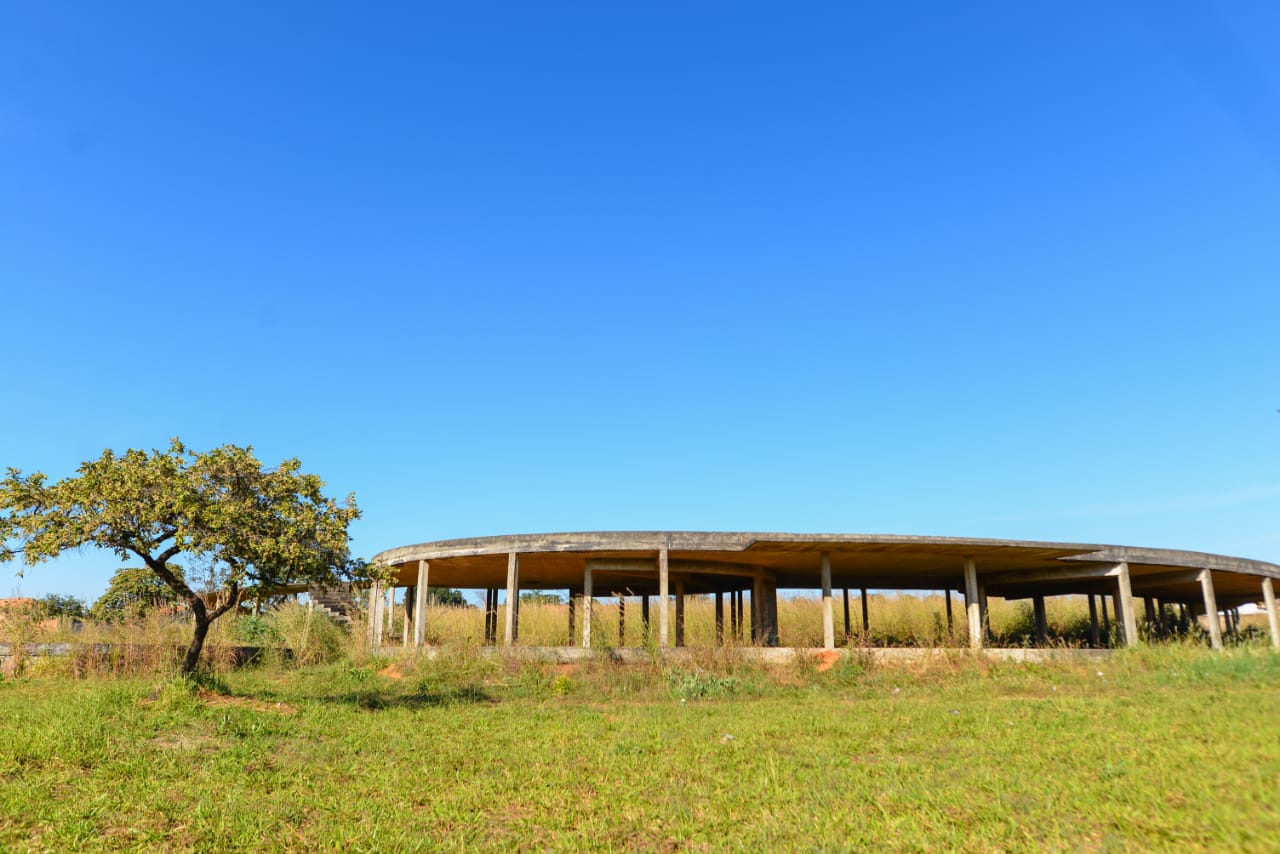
left=372, top=531, right=1280, bottom=579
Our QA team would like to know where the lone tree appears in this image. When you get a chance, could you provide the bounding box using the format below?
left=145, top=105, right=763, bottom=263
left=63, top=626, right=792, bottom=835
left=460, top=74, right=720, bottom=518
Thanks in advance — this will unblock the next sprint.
left=0, top=439, right=360, bottom=673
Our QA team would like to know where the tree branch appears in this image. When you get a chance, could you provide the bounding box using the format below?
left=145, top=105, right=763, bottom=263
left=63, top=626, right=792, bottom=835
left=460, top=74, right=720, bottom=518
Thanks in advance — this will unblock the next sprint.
left=207, top=583, right=243, bottom=622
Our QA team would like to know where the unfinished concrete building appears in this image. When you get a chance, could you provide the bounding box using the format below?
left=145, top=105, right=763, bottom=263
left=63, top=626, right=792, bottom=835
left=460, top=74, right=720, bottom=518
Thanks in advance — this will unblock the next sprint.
left=366, top=532, right=1280, bottom=652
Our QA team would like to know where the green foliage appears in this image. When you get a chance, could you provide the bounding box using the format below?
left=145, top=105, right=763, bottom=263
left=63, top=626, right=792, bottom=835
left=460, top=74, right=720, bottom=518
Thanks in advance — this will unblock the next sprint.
left=91, top=567, right=183, bottom=621
left=230, top=615, right=273, bottom=645
left=519, top=591, right=564, bottom=605
left=0, top=439, right=361, bottom=672
left=664, top=665, right=742, bottom=699
left=425, top=587, right=468, bottom=607
left=266, top=601, right=348, bottom=667
left=32, top=594, right=87, bottom=620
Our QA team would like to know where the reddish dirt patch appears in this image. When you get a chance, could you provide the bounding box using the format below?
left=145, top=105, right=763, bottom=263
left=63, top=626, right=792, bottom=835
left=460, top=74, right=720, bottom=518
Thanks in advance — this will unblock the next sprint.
left=554, top=663, right=579, bottom=676
left=814, top=651, right=841, bottom=672
left=197, top=690, right=297, bottom=714
left=379, top=663, right=406, bottom=680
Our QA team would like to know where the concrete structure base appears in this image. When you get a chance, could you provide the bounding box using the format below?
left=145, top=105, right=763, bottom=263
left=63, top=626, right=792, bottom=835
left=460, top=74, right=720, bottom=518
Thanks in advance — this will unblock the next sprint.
left=366, top=644, right=1116, bottom=665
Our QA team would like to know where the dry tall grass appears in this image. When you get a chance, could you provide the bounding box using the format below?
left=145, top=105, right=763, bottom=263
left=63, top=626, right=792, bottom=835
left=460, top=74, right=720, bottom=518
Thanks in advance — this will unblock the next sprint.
left=378, top=591, right=1104, bottom=648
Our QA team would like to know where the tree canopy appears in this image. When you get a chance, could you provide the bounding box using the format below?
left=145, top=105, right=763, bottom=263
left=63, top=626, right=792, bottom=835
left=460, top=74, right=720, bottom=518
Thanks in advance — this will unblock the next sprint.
left=0, top=439, right=361, bottom=672
left=91, top=567, right=183, bottom=621
left=35, top=593, right=88, bottom=620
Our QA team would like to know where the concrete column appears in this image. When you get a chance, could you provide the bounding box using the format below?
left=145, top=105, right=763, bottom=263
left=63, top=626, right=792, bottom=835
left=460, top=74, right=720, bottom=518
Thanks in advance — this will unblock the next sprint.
left=820, top=552, right=835, bottom=650
left=945, top=589, right=954, bottom=639
left=582, top=563, right=593, bottom=649
left=1100, top=595, right=1111, bottom=643
left=1199, top=569, right=1223, bottom=650
left=1032, top=596, right=1047, bottom=645
left=641, top=595, right=650, bottom=639
left=763, top=583, right=780, bottom=646
left=413, top=561, right=429, bottom=647
left=714, top=592, right=724, bottom=646
left=747, top=573, right=757, bottom=640
left=860, top=588, right=869, bottom=634
left=1263, top=577, right=1280, bottom=649
left=843, top=588, right=851, bottom=639
left=567, top=593, right=576, bottom=646
left=1088, top=595, right=1100, bottom=648
left=1143, top=597, right=1157, bottom=631
left=658, top=549, right=670, bottom=648
left=675, top=581, right=685, bottom=647
left=385, top=588, right=394, bottom=636
left=963, top=558, right=982, bottom=650
left=618, top=594, right=626, bottom=646
left=367, top=581, right=382, bottom=648
left=735, top=590, right=745, bottom=640
left=504, top=552, right=519, bottom=646
left=1115, top=563, right=1138, bottom=648
left=483, top=591, right=494, bottom=645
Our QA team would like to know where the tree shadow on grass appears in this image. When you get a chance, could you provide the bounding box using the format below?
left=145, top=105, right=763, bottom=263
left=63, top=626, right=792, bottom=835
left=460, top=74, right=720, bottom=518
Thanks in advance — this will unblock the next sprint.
left=312, top=685, right=497, bottom=710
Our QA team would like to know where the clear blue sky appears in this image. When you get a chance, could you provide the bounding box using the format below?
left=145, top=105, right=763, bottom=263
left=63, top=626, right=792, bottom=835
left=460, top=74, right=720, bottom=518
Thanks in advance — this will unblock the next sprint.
left=3, top=2, right=1279, bottom=602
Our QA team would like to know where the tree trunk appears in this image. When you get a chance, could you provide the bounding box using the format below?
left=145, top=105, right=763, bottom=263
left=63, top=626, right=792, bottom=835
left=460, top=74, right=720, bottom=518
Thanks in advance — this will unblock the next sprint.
left=182, top=612, right=210, bottom=674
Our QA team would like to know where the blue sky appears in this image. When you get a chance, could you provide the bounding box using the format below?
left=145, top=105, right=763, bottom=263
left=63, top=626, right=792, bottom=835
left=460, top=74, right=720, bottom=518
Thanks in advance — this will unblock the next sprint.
left=3, top=2, right=1279, bottom=602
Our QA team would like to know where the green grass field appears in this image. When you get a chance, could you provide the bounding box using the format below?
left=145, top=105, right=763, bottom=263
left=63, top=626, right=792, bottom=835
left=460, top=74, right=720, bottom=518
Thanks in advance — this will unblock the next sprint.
left=3, top=644, right=1279, bottom=851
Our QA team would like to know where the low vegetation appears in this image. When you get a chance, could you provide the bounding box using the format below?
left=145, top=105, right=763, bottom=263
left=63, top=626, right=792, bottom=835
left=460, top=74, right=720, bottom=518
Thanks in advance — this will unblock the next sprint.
left=2, top=597, right=1278, bottom=850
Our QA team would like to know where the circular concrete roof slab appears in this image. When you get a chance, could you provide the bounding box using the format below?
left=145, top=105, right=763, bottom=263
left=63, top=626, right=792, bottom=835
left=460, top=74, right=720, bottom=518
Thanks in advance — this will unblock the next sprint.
left=373, top=532, right=1280, bottom=606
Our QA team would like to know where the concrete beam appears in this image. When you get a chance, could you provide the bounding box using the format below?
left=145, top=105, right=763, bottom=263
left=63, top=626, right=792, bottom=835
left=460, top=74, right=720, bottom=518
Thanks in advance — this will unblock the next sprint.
left=982, top=563, right=1122, bottom=588
left=821, top=552, right=835, bottom=650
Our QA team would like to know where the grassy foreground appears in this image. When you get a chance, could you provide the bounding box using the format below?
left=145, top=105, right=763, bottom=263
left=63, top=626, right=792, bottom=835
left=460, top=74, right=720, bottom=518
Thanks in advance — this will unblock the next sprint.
left=2, top=646, right=1279, bottom=851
